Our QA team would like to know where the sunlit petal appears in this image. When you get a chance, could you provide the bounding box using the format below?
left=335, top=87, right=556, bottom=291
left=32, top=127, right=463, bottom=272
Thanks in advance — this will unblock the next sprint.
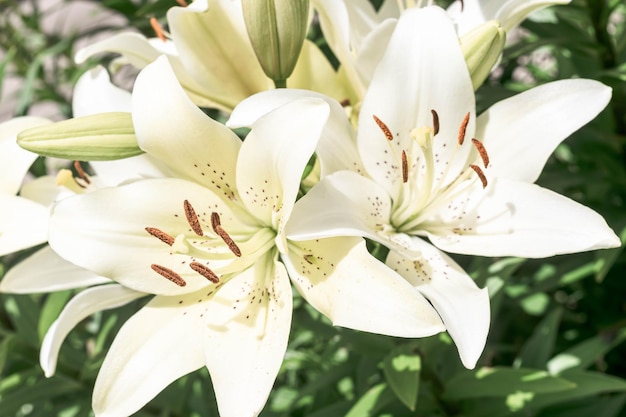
left=0, top=195, right=48, bottom=256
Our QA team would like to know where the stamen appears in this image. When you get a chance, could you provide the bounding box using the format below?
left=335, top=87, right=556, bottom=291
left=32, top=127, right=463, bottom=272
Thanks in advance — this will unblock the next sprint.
left=471, top=138, right=490, bottom=168
left=145, top=227, right=175, bottom=246
left=339, top=98, right=351, bottom=107
left=372, top=114, right=393, bottom=141
left=151, top=264, right=186, bottom=287
left=175, top=0, right=188, bottom=6
left=401, top=150, right=408, bottom=183
left=431, top=109, right=440, bottom=136
left=150, top=17, right=167, bottom=42
left=190, top=262, right=219, bottom=283
left=469, top=164, right=488, bottom=188
left=458, top=0, right=464, bottom=11
left=457, top=112, right=470, bottom=145
left=304, top=254, right=314, bottom=265
left=73, top=161, right=91, bottom=185
left=210, top=212, right=242, bottom=257
left=184, top=200, right=203, bottom=236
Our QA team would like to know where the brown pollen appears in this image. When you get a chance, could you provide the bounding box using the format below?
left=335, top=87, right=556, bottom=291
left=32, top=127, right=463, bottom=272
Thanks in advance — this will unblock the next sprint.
left=431, top=109, right=440, bottom=136
left=145, top=227, right=175, bottom=246
left=469, top=164, right=488, bottom=188
left=372, top=114, right=393, bottom=141
left=471, top=138, right=490, bottom=168
left=458, top=112, right=470, bottom=145
left=190, top=262, right=220, bottom=283
left=401, top=150, right=408, bottom=183
left=184, top=200, right=203, bottom=236
left=151, top=264, right=186, bottom=287
left=210, top=212, right=242, bottom=257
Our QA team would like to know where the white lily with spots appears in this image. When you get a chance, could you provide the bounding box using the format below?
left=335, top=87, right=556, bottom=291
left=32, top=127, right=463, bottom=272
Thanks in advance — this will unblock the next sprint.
left=233, top=6, right=620, bottom=369
left=47, top=56, right=445, bottom=417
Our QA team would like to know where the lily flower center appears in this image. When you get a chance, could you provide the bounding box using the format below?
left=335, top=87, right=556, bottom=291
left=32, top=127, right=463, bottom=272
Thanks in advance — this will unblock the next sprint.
left=373, top=110, right=491, bottom=236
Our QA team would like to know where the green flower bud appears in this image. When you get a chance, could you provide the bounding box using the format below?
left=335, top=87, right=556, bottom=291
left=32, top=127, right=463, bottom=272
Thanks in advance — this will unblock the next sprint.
left=17, top=112, right=143, bottom=161
left=460, top=20, right=506, bottom=90
left=242, top=0, right=309, bottom=88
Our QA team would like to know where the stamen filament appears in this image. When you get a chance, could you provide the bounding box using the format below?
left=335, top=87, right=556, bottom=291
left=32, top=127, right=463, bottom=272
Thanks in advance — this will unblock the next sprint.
left=190, top=262, right=220, bottom=283
left=184, top=200, right=203, bottom=236
left=471, top=138, right=490, bottom=167
left=145, top=227, right=175, bottom=246
left=373, top=114, right=393, bottom=142
left=151, top=264, right=186, bottom=286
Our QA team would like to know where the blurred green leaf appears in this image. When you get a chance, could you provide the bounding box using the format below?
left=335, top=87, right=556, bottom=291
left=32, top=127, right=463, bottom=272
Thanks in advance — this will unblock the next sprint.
left=515, top=308, right=562, bottom=369
left=345, top=383, right=395, bottom=417
left=382, top=341, right=421, bottom=411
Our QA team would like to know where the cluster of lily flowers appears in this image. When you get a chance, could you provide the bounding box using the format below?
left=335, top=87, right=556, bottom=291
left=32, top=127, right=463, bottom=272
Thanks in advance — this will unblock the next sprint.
left=0, top=0, right=621, bottom=416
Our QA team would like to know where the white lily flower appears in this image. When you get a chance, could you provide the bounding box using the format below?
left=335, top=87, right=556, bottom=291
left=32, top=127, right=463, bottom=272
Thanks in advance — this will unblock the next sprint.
left=75, top=0, right=347, bottom=112
left=311, top=0, right=570, bottom=100
left=47, top=56, right=444, bottom=417
left=270, top=7, right=620, bottom=369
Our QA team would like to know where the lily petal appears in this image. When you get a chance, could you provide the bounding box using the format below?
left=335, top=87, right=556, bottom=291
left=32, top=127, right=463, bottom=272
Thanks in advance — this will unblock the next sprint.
left=228, top=89, right=362, bottom=176
left=132, top=56, right=241, bottom=201
left=236, top=98, right=329, bottom=238
left=387, top=239, right=490, bottom=369
left=0, top=246, right=110, bottom=293
left=72, top=66, right=131, bottom=117
left=74, top=32, right=161, bottom=67
left=284, top=237, right=444, bottom=337
left=40, top=284, right=145, bottom=377
left=0, top=116, right=50, bottom=195
left=358, top=7, right=475, bottom=202
left=427, top=177, right=621, bottom=257
left=0, top=195, right=48, bottom=256
left=92, top=292, right=208, bottom=417
left=478, top=79, right=611, bottom=183
left=19, top=175, right=61, bottom=207
left=49, top=178, right=250, bottom=295
left=204, top=255, right=292, bottom=417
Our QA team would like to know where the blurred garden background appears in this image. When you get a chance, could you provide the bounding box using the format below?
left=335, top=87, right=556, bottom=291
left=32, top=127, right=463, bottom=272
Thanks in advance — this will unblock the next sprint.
left=1, top=0, right=626, bottom=416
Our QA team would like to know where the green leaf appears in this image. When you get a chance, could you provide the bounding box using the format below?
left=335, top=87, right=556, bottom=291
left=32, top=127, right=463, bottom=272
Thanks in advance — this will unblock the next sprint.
left=444, top=367, right=575, bottom=400
left=382, top=341, right=421, bottom=411
left=536, top=393, right=626, bottom=417
left=345, top=383, right=395, bottom=417
left=38, top=290, right=73, bottom=342
left=514, top=308, right=562, bottom=369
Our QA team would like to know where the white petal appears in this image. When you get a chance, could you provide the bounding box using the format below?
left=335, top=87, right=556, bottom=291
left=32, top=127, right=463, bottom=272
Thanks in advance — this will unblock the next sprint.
left=0, top=195, right=48, bottom=256
left=287, top=171, right=391, bottom=243
left=72, top=66, right=131, bottom=117
left=284, top=237, right=444, bottom=337
left=90, top=154, right=165, bottom=187
left=74, top=32, right=160, bottom=67
left=49, top=178, right=252, bottom=295
left=428, top=177, right=621, bottom=258
left=133, top=56, right=241, bottom=200
left=167, top=0, right=271, bottom=111
left=228, top=89, right=361, bottom=176
left=0, top=246, right=110, bottom=293
left=358, top=7, right=475, bottom=201
left=0, top=116, right=50, bottom=195
left=204, top=255, right=292, bottom=417
left=478, top=79, right=611, bottom=183
left=387, top=239, right=490, bottom=369
left=92, top=293, right=208, bottom=417
left=40, top=284, right=145, bottom=377
left=352, top=18, right=396, bottom=89
left=237, top=98, right=329, bottom=235
left=19, top=175, right=61, bottom=207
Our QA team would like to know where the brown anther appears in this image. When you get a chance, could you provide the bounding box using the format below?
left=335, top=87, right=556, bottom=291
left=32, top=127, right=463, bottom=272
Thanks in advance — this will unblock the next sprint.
left=73, top=161, right=91, bottom=185
left=184, top=200, right=203, bottom=236
left=190, top=262, right=220, bottom=283
left=401, top=150, right=408, bottom=183
left=175, top=0, right=188, bottom=6
left=145, top=227, right=175, bottom=246
left=372, top=114, right=393, bottom=141
left=304, top=254, right=314, bottom=265
left=457, top=112, right=470, bottom=145
left=339, top=98, right=351, bottom=107
left=150, top=17, right=167, bottom=42
left=431, top=109, right=440, bottom=136
left=469, top=164, right=488, bottom=188
left=471, top=138, right=490, bottom=168
left=210, top=212, right=242, bottom=257
left=72, top=177, right=88, bottom=189
left=151, top=264, right=186, bottom=287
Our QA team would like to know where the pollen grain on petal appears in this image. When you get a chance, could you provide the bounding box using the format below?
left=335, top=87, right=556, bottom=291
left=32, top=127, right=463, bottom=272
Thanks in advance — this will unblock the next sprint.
left=145, top=227, right=175, bottom=246
left=372, top=114, right=393, bottom=142
left=150, top=17, right=167, bottom=42
left=458, top=112, right=470, bottom=145
left=471, top=138, right=490, bottom=168
left=151, top=264, right=186, bottom=287
left=401, top=150, right=409, bottom=183
left=73, top=161, right=91, bottom=185
left=469, top=164, right=488, bottom=188
left=431, top=109, right=440, bottom=136
left=190, top=262, right=220, bottom=283
left=184, top=200, right=203, bottom=236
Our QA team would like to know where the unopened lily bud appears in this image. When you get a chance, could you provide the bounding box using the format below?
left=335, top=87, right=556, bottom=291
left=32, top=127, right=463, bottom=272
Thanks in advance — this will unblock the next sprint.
left=242, top=0, right=309, bottom=88
left=17, top=112, right=143, bottom=161
left=460, top=20, right=506, bottom=90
